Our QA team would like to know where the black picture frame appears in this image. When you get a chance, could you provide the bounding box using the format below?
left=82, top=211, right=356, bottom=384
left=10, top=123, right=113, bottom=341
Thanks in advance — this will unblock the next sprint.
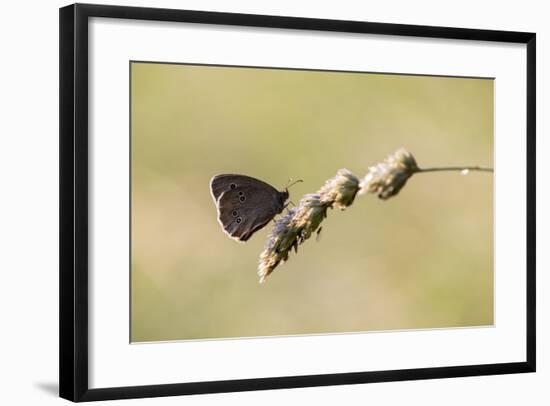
left=59, top=3, right=536, bottom=402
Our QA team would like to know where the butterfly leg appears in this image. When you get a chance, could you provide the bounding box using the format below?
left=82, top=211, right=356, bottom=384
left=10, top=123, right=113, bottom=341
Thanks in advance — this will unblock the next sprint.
left=316, top=226, right=323, bottom=242
left=283, top=201, right=296, bottom=214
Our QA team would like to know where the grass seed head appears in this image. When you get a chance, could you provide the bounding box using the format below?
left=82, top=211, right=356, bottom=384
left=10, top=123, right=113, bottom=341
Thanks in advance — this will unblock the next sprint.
left=319, top=168, right=360, bottom=209
left=360, top=148, right=418, bottom=199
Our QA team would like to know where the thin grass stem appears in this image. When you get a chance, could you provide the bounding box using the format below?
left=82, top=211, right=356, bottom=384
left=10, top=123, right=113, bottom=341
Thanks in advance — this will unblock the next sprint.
left=415, top=166, right=493, bottom=173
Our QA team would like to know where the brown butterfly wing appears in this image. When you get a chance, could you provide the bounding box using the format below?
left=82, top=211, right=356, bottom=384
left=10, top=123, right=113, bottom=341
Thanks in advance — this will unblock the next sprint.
left=210, top=174, right=280, bottom=203
left=216, top=184, right=286, bottom=242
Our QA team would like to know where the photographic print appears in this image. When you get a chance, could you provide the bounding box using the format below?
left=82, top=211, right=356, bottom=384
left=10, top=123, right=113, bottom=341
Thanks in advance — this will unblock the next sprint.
left=130, top=61, right=494, bottom=343
left=60, top=5, right=535, bottom=400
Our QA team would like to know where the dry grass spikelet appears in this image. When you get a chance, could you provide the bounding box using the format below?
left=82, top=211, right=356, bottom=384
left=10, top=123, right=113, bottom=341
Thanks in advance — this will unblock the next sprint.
left=257, top=148, right=492, bottom=283
left=258, top=169, right=360, bottom=283
left=319, top=168, right=360, bottom=209
left=257, top=194, right=328, bottom=283
left=360, top=148, right=419, bottom=199
left=257, top=208, right=298, bottom=283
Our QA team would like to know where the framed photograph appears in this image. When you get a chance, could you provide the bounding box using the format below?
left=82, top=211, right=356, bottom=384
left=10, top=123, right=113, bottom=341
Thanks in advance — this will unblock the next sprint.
left=59, top=3, right=536, bottom=402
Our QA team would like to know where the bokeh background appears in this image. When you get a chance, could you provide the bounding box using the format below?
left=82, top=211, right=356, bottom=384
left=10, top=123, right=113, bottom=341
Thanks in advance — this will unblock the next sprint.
left=130, top=62, right=493, bottom=342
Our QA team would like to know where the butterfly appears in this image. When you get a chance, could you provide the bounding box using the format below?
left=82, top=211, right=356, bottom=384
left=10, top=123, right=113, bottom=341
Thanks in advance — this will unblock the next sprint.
left=210, top=174, right=300, bottom=242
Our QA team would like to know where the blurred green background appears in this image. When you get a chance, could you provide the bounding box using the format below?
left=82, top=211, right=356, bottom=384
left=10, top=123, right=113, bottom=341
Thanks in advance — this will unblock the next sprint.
left=130, top=62, right=493, bottom=342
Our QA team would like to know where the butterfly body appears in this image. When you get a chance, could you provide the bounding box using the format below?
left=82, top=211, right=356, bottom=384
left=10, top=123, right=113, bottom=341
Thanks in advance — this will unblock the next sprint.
left=210, top=174, right=289, bottom=242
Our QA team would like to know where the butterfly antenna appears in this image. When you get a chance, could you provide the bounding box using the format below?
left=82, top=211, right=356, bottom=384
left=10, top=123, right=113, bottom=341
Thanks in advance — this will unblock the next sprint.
left=286, top=178, right=303, bottom=190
